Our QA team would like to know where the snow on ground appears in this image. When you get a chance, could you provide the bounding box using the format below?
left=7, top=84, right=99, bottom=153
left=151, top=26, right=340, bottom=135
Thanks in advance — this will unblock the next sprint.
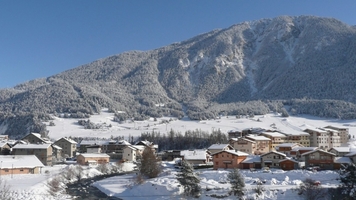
left=93, top=161, right=340, bottom=200
left=46, top=109, right=356, bottom=142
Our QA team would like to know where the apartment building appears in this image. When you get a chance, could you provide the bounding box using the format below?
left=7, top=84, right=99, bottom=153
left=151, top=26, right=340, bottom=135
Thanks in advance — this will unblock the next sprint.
left=12, top=143, right=53, bottom=166
left=304, top=128, right=341, bottom=150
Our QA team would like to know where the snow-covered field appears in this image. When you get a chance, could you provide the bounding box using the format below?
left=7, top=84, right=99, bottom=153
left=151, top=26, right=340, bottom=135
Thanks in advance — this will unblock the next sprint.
left=4, top=110, right=356, bottom=199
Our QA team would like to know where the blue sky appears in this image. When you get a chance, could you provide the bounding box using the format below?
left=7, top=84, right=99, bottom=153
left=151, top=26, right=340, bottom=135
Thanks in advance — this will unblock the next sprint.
left=1, top=1, right=356, bottom=88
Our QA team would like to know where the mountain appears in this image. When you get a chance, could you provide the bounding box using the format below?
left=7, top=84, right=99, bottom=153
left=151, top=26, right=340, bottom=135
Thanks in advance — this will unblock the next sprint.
left=2, top=15, right=356, bottom=138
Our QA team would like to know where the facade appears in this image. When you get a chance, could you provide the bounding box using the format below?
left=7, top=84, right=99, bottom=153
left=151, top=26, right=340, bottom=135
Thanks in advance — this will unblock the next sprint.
left=290, top=147, right=319, bottom=160
left=283, top=132, right=310, bottom=147
left=76, top=153, right=110, bottom=165
left=324, top=126, right=349, bottom=145
left=122, top=146, right=137, bottom=162
left=260, top=132, right=287, bottom=150
left=229, top=137, right=256, bottom=155
left=279, top=158, right=300, bottom=170
left=240, top=156, right=262, bottom=169
left=12, top=143, right=53, bottom=166
left=329, top=147, right=350, bottom=157
left=275, top=143, right=303, bottom=157
left=51, top=144, right=62, bottom=162
left=301, top=149, right=336, bottom=170
left=245, top=135, right=271, bottom=155
left=304, top=128, right=341, bottom=150
left=212, top=150, right=249, bottom=170
left=260, top=151, right=286, bottom=168
left=54, top=137, right=77, bottom=158
left=0, top=155, right=44, bottom=176
left=86, top=145, right=102, bottom=153
left=180, top=150, right=211, bottom=166
left=207, top=144, right=234, bottom=154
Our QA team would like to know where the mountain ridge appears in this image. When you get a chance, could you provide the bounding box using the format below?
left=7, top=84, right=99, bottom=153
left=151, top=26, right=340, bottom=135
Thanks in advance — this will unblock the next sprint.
left=1, top=15, right=356, bottom=138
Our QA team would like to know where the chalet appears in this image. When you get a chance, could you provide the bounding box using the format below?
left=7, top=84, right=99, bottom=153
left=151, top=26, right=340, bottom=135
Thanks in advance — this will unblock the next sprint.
left=212, top=150, right=249, bottom=170
left=102, top=140, right=131, bottom=160
left=0, top=155, right=44, bottom=176
left=240, top=156, right=262, bottom=169
left=275, top=143, right=303, bottom=157
left=301, top=149, right=336, bottom=170
left=290, top=147, right=318, bottom=160
left=54, top=137, right=77, bottom=158
left=78, top=140, right=106, bottom=153
left=135, top=140, right=159, bottom=152
left=207, top=144, right=234, bottom=154
left=279, top=158, right=301, bottom=171
left=329, top=147, right=350, bottom=157
left=12, top=143, right=53, bottom=166
left=0, top=141, right=11, bottom=155
left=76, top=153, right=110, bottom=165
left=22, top=133, right=51, bottom=144
left=180, top=150, right=211, bottom=166
left=260, top=151, right=286, bottom=168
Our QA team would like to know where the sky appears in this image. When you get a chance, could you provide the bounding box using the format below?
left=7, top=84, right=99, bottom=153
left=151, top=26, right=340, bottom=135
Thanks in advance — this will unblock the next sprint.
left=1, top=1, right=356, bottom=88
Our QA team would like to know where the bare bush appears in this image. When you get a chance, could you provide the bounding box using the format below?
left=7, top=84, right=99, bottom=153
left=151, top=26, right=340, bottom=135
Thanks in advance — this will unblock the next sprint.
left=96, top=163, right=110, bottom=174
left=0, top=178, right=11, bottom=200
left=62, top=167, right=75, bottom=181
left=46, top=176, right=65, bottom=197
left=296, top=178, right=327, bottom=200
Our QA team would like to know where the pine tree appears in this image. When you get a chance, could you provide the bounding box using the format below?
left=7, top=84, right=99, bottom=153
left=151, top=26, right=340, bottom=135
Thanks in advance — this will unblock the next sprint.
left=138, top=147, right=161, bottom=178
left=176, top=160, right=201, bottom=198
left=339, top=163, right=356, bottom=199
left=227, top=168, right=245, bottom=198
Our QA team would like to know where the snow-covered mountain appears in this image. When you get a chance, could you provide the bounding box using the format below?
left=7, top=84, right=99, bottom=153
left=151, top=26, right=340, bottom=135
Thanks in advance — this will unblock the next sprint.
left=1, top=15, right=356, bottom=138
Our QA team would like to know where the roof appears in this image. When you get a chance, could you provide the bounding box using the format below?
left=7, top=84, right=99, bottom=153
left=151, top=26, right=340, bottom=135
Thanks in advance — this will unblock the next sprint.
left=79, top=140, right=107, bottom=145
left=303, top=128, right=327, bottom=134
left=51, top=144, right=62, bottom=150
left=275, top=143, right=302, bottom=148
left=279, top=157, right=299, bottom=163
left=12, top=143, right=52, bottom=149
left=77, top=153, right=110, bottom=158
left=334, top=157, right=352, bottom=164
left=329, top=147, right=350, bottom=153
left=211, top=150, right=249, bottom=157
left=301, top=149, right=336, bottom=157
left=261, top=132, right=287, bottom=138
left=180, top=150, right=208, bottom=160
left=345, top=151, right=356, bottom=157
left=241, top=156, right=261, bottom=163
left=245, top=135, right=271, bottom=141
left=290, top=147, right=318, bottom=152
left=208, top=144, right=231, bottom=150
left=131, top=145, right=146, bottom=151
left=261, top=151, right=286, bottom=157
left=0, top=155, right=44, bottom=169
left=57, top=137, right=77, bottom=144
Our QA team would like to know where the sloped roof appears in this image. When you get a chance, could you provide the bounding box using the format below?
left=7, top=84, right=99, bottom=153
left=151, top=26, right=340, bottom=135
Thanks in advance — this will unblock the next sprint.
left=245, top=135, right=271, bottom=141
left=57, top=137, right=77, bottom=144
left=208, top=144, right=232, bottom=150
left=0, top=155, right=44, bottom=168
left=211, top=150, right=249, bottom=157
left=51, top=144, right=62, bottom=150
left=275, top=143, right=302, bottom=148
left=77, top=153, right=110, bottom=158
left=13, top=143, right=52, bottom=149
left=344, top=151, right=356, bottom=157
left=329, top=147, right=350, bottom=153
left=279, top=157, right=299, bottom=163
left=301, top=149, right=336, bottom=157
left=241, top=156, right=261, bottom=163
left=334, top=157, right=352, bottom=164
left=261, top=151, right=286, bottom=157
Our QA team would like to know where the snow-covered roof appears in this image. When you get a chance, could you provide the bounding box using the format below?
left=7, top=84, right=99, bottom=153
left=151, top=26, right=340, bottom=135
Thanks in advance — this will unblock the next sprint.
left=211, top=150, right=249, bottom=157
left=241, top=156, right=261, bottom=163
left=344, top=151, right=356, bottom=157
left=261, top=132, right=287, bottom=137
left=77, top=153, right=110, bottom=158
left=329, top=147, right=350, bottom=153
left=0, top=155, right=44, bottom=169
left=279, top=157, right=299, bottom=163
left=334, top=157, right=352, bottom=164
left=57, top=137, right=77, bottom=144
left=80, top=140, right=107, bottom=145
left=301, top=149, right=336, bottom=157
left=245, top=135, right=271, bottom=141
left=117, top=140, right=131, bottom=145
left=208, top=144, right=231, bottom=150
left=180, top=150, right=208, bottom=160
left=131, top=145, right=146, bottom=151
left=261, top=151, right=286, bottom=157
left=12, top=143, right=52, bottom=149
left=290, top=147, right=318, bottom=152
left=303, top=128, right=327, bottom=133
left=275, top=143, right=302, bottom=148
left=0, top=141, right=9, bottom=147
left=51, top=144, right=62, bottom=150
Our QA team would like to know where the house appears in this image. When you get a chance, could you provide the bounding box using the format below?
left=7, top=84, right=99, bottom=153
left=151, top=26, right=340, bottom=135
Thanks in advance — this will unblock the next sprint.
left=212, top=150, right=249, bottom=170
left=135, top=140, right=159, bottom=152
left=86, top=145, right=102, bottom=153
left=260, top=151, right=287, bottom=168
left=122, top=145, right=138, bottom=162
left=333, top=157, right=352, bottom=169
left=54, top=137, right=77, bottom=158
left=76, top=153, right=110, bottom=165
left=51, top=144, right=62, bottom=162
left=329, top=147, right=350, bottom=157
left=102, top=140, right=131, bottom=160
left=240, top=156, right=262, bottom=169
left=22, top=133, right=51, bottom=144
left=207, top=144, right=234, bottom=154
left=161, top=150, right=181, bottom=161
left=12, top=143, right=53, bottom=166
left=301, top=149, right=336, bottom=170
left=279, top=158, right=301, bottom=170
left=180, top=150, right=211, bottom=166
left=290, top=147, right=318, bottom=160
left=0, top=141, right=11, bottom=155
left=245, top=135, right=271, bottom=155
left=78, top=140, right=106, bottom=153
left=275, top=143, right=303, bottom=157
left=229, top=137, right=256, bottom=155
left=260, top=132, right=287, bottom=150
left=324, top=126, right=349, bottom=145
left=0, top=155, right=44, bottom=176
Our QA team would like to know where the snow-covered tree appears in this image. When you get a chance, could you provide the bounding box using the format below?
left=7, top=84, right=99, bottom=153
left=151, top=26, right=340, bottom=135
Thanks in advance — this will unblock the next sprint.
left=176, top=160, right=201, bottom=198
left=339, top=164, right=356, bottom=199
left=227, top=168, right=245, bottom=198
left=138, top=147, right=161, bottom=178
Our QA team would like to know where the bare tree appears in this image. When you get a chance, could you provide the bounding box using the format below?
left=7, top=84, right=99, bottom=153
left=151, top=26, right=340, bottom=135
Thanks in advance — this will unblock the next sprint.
left=46, top=176, right=65, bottom=197
left=296, top=178, right=327, bottom=200
left=0, top=178, right=11, bottom=200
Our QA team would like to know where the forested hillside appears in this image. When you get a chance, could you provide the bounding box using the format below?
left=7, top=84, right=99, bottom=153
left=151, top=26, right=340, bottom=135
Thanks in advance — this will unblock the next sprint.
left=1, top=15, right=356, bottom=138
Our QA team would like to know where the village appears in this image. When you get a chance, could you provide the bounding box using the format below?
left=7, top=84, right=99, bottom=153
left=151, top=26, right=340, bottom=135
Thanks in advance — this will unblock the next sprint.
left=0, top=122, right=355, bottom=177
